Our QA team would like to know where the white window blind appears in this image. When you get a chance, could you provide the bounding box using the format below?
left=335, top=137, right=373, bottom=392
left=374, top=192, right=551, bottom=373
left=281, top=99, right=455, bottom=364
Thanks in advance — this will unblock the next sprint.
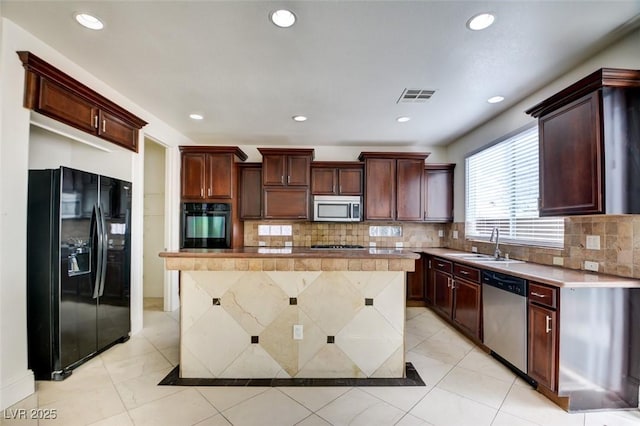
left=465, top=126, right=564, bottom=248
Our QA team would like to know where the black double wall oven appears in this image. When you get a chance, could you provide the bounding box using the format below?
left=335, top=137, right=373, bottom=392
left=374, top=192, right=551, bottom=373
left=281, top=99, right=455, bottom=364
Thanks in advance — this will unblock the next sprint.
left=181, top=202, right=231, bottom=248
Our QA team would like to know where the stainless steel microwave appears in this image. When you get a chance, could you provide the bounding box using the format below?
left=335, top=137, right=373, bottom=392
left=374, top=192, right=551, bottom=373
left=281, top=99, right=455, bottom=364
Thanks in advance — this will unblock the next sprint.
left=313, top=195, right=362, bottom=222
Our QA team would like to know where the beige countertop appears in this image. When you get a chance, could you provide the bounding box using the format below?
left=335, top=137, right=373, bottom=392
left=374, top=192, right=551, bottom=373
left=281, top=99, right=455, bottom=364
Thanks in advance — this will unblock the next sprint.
left=159, top=247, right=420, bottom=260
left=421, top=247, right=640, bottom=288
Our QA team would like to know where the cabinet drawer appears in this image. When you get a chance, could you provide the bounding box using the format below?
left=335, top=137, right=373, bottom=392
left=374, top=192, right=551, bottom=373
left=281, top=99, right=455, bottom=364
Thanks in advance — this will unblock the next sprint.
left=529, top=282, right=557, bottom=309
left=454, top=263, right=480, bottom=283
left=432, top=258, right=452, bottom=274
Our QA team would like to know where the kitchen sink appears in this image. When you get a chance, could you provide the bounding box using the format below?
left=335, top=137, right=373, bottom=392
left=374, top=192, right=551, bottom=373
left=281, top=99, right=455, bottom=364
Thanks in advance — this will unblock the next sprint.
left=447, top=253, right=494, bottom=260
left=475, top=259, right=525, bottom=264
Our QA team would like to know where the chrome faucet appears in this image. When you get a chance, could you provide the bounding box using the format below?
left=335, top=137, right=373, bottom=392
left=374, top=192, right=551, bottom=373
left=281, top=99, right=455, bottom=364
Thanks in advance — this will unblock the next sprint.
left=490, top=227, right=501, bottom=260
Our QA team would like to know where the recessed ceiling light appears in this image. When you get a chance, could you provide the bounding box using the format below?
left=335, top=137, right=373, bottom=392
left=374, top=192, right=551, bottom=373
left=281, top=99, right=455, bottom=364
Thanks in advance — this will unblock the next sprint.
left=292, top=115, right=307, bottom=122
left=189, top=113, right=204, bottom=120
left=487, top=96, right=505, bottom=104
left=74, top=13, right=104, bottom=30
left=466, top=13, right=495, bottom=31
left=271, top=9, right=296, bottom=28
left=396, top=116, right=411, bottom=123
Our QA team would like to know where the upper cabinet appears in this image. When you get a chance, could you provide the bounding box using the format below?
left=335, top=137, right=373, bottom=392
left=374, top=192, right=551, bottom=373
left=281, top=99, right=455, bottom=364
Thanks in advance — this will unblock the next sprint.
left=18, top=51, right=147, bottom=152
left=180, top=146, right=248, bottom=201
left=311, top=162, right=363, bottom=195
left=358, top=152, right=429, bottom=221
left=238, top=163, right=263, bottom=220
left=424, top=164, right=455, bottom=222
left=526, top=68, right=640, bottom=216
left=258, top=148, right=314, bottom=219
left=260, top=148, right=312, bottom=187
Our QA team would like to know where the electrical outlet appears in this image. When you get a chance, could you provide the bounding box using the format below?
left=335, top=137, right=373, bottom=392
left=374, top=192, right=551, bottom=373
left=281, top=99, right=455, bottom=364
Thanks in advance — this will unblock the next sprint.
left=586, top=235, right=600, bottom=250
left=453, top=230, right=459, bottom=239
left=293, top=325, right=303, bottom=340
left=395, top=242, right=403, bottom=248
left=553, top=256, right=564, bottom=266
left=584, top=261, right=599, bottom=272
left=369, top=242, right=376, bottom=247
left=284, top=241, right=293, bottom=247
left=471, top=246, right=478, bottom=253
left=258, top=241, right=266, bottom=246
left=438, top=230, right=444, bottom=237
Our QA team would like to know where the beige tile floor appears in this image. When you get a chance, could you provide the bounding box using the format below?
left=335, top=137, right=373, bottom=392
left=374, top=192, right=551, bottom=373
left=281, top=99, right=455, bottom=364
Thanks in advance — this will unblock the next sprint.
left=3, top=300, right=640, bottom=426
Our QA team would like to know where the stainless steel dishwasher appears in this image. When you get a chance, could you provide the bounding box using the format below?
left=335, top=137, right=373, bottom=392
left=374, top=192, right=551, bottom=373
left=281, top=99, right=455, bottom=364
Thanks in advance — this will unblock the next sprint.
left=482, top=270, right=528, bottom=373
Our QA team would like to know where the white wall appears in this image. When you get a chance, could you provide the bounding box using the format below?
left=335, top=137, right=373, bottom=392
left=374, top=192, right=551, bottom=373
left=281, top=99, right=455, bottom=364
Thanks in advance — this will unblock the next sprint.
left=143, top=139, right=165, bottom=298
left=446, top=27, right=640, bottom=222
left=0, top=17, right=193, bottom=410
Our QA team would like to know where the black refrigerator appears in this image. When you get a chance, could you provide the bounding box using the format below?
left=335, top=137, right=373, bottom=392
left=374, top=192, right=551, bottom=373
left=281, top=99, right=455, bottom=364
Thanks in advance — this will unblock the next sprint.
left=27, top=167, right=131, bottom=380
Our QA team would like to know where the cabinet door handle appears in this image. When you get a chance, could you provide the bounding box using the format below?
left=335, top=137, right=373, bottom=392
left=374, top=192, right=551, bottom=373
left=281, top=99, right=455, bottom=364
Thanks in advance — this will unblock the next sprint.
left=428, top=260, right=431, bottom=268
left=287, top=175, right=291, bottom=184
left=281, top=175, right=284, bottom=185
left=531, top=292, right=546, bottom=298
left=333, top=184, right=336, bottom=193
left=437, top=263, right=445, bottom=267
left=451, top=279, right=456, bottom=289
left=93, top=115, right=98, bottom=129
left=460, top=270, right=469, bottom=275
left=208, top=188, right=211, bottom=197
left=339, top=185, right=342, bottom=193
left=545, top=315, right=552, bottom=333
left=200, top=188, right=204, bottom=198
left=102, top=119, right=106, bottom=133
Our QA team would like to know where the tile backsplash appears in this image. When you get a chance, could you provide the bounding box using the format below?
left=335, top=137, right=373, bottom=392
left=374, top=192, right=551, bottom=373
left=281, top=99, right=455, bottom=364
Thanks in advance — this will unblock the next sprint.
left=445, top=215, right=640, bottom=279
left=244, top=221, right=445, bottom=248
left=245, top=215, right=640, bottom=279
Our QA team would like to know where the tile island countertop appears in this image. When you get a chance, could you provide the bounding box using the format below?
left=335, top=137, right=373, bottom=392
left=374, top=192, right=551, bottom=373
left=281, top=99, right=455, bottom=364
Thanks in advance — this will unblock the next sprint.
left=421, top=247, right=640, bottom=288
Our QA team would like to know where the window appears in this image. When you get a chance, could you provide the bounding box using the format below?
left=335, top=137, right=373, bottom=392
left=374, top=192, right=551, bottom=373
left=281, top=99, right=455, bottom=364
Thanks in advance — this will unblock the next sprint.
left=465, top=126, right=564, bottom=248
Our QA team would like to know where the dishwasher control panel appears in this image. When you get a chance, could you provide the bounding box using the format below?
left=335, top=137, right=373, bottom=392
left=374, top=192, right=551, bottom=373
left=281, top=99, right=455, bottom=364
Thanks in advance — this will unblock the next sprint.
left=481, top=270, right=527, bottom=296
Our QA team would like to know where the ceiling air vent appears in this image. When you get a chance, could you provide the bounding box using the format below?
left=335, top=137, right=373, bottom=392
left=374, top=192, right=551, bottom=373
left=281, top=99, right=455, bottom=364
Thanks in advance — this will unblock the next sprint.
left=397, top=88, right=435, bottom=103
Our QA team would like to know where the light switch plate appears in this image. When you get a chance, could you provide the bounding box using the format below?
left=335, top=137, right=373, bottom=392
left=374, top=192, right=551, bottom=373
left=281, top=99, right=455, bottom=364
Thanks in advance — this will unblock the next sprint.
left=584, top=261, right=599, bottom=272
left=293, top=325, right=303, bottom=340
left=471, top=246, right=478, bottom=253
left=395, top=242, right=403, bottom=248
left=438, top=230, right=444, bottom=237
left=586, top=235, right=600, bottom=250
left=369, top=242, right=376, bottom=247
left=258, top=241, right=266, bottom=246
left=284, top=241, right=293, bottom=247
left=453, top=230, right=459, bottom=239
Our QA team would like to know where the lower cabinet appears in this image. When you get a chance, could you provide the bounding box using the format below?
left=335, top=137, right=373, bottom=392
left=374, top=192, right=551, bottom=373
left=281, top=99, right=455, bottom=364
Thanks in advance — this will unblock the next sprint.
left=528, top=282, right=558, bottom=391
left=406, top=254, right=425, bottom=301
left=430, top=257, right=482, bottom=341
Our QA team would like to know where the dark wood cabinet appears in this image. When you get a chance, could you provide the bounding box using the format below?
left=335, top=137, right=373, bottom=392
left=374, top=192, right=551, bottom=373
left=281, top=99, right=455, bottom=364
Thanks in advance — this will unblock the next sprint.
left=396, top=159, right=424, bottom=221
left=424, top=256, right=434, bottom=305
left=430, top=257, right=481, bottom=341
left=432, top=258, right=453, bottom=318
left=526, top=68, right=640, bottom=216
left=260, top=149, right=313, bottom=187
left=263, top=188, right=310, bottom=219
left=311, top=162, right=363, bottom=195
left=528, top=282, right=558, bottom=392
left=258, top=148, right=314, bottom=219
left=451, top=264, right=481, bottom=339
left=238, top=163, right=262, bottom=219
left=406, top=254, right=425, bottom=302
left=180, top=147, right=248, bottom=201
left=359, top=152, right=429, bottom=221
left=424, top=164, right=455, bottom=222
left=18, top=51, right=146, bottom=152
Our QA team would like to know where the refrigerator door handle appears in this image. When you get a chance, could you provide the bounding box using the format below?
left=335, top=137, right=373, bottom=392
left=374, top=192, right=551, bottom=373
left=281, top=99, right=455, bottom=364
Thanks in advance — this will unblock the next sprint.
left=92, top=203, right=103, bottom=299
left=98, top=205, right=108, bottom=297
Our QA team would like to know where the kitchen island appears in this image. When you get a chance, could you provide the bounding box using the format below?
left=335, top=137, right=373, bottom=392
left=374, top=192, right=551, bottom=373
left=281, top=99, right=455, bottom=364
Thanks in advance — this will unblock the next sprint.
left=160, top=247, right=419, bottom=380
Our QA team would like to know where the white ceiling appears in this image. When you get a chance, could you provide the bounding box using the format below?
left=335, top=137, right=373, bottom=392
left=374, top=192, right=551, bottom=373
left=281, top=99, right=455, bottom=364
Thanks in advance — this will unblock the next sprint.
left=3, top=1, right=640, bottom=147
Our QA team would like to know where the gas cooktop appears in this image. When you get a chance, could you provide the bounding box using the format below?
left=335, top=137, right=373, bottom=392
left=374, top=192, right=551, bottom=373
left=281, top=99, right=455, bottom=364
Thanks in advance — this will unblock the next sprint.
left=310, top=244, right=365, bottom=249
